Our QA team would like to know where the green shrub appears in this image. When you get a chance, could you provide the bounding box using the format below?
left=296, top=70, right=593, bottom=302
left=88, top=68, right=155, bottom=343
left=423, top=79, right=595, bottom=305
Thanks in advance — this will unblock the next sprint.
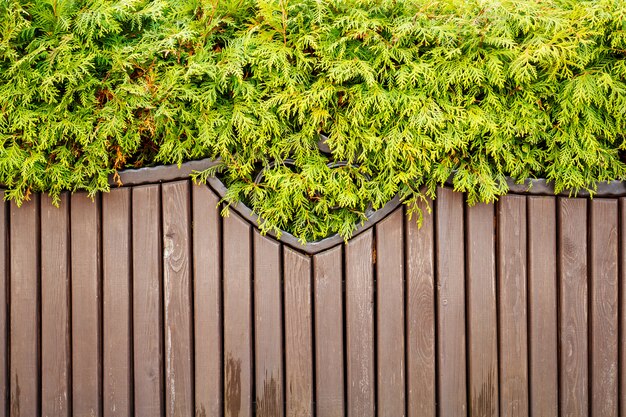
left=2, top=0, right=626, bottom=240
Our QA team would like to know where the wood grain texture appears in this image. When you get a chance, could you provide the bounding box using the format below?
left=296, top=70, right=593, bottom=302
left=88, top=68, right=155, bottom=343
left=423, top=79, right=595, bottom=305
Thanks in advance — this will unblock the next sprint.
left=132, top=185, right=164, bottom=417
left=435, top=187, right=467, bottom=417
left=313, top=246, right=344, bottom=417
left=41, top=194, right=71, bottom=417
left=9, top=197, right=40, bottom=417
left=192, top=185, right=222, bottom=417
left=527, top=197, right=558, bottom=417
left=345, top=229, right=375, bottom=417
left=284, top=248, right=313, bottom=417
left=558, top=198, right=588, bottom=417
left=253, top=231, right=283, bottom=417
left=223, top=213, right=252, bottom=417
left=466, top=202, right=499, bottom=417
left=375, top=208, right=405, bottom=417
left=71, top=193, right=102, bottom=417
left=102, top=188, right=132, bottom=417
left=621, top=199, right=626, bottom=417
left=162, top=181, right=194, bottom=417
left=405, top=198, right=436, bottom=417
left=589, top=199, right=618, bottom=417
left=0, top=193, right=6, bottom=417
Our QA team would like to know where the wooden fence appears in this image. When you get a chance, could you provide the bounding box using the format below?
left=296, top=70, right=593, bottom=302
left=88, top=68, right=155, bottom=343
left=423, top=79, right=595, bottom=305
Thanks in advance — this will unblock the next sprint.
left=0, top=160, right=625, bottom=417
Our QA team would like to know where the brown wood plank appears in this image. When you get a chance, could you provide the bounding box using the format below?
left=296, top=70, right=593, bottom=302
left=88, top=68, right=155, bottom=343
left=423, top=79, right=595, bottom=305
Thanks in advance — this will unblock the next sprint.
left=71, top=193, right=102, bottom=417
left=132, top=185, right=164, bottom=417
left=313, top=246, right=344, bottom=417
left=102, top=188, right=132, bottom=417
left=406, top=198, right=436, bottom=417
left=284, top=248, right=314, bottom=417
left=0, top=193, right=6, bottom=417
left=435, top=187, right=467, bottom=417
left=9, top=197, right=39, bottom=417
left=558, top=198, right=588, bottom=417
left=162, top=181, right=194, bottom=417
left=590, top=199, right=619, bottom=417
left=375, top=208, right=405, bottom=417
left=253, top=231, right=283, bottom=417
left=621, top=199, right=626, bottom=417
left=41, top=194, right=71, bottom=417
left=527, top=196, right=558, bottom=417
left=466, top=202, right=499, bottom=417
left=345, top=229, right=375, bottom=417
left=192, top=185, right=222, bottom=417
left=223, top=213, right=252, bottom=417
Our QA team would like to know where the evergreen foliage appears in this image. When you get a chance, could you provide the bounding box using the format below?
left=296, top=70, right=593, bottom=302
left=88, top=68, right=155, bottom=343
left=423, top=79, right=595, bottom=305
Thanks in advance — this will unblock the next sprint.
left=2, top=0, right=626, bottom=240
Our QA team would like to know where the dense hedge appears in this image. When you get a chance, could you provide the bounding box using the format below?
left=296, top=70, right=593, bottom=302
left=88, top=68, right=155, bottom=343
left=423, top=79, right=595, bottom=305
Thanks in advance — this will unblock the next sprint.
left=2, top=0, right=626, bottom=240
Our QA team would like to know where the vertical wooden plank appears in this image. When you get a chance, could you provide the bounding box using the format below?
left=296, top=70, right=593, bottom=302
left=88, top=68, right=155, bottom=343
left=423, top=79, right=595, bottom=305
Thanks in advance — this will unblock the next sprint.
left=253, top=231, right=283, bottom=417
left=284, top=248, right=313, bottom=417
left=345, top=229, right=374, bottom=417
left=527, top=197, right=558, bottom=417
left=375, top=208, right=405, bottom=417
left=466, top=203, right=499, bottom=417
left=223, top=213, right=252, bottom=417
left=102, top=188, right=132, bottom=417
left=162, top=181, right=193, bottom=417
left=0, top=193, right=6, bottom=417
left=621, top=199, right=626, bottom=417
left=558, top=198, right=588, bottom=417
left=497, top=194, right=529, bottom=417
left=71, top=193, right=102, bottom=417
left=132, top=185, right=164, bottom=417
left=9, top=197, right=39, bottom=417
left=41, top=194, right=70, bottom=417
left=313, top=246, right=344, bottom=417
left=590, top=199, right=618, bottom=417
left=406, top=198, right=436, bottom=417
left=435, top=187, right=467, bottom=417
left=192, top=185, right=222, bottom=417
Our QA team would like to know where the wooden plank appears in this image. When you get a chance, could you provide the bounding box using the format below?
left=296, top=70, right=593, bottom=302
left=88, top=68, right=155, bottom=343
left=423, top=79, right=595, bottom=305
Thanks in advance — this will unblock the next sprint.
left=345, top=229, right=375, bottom=417
left=71, top=193, right=102, bottom=417
left=406, top=198, right=436, bottom=417
left=0, top=193, right=6, bottom=417
left=313, top=246, right=344, bottom=417
left=527, top=197, right=558, bottom=417
left=497, top=194, right=529, bottom=417
left=558, top=198, right=588, bottom=417
left=621, top=198, right=626, bottom=416
left=590, top=199, right=618, bottom=417
left=132, top=185, right=164, bottom=416
left=102, top=188, right=132, bottom=417
left=435, top=187, right=467, bottom=417
left=162, top=181, right=194, bottom=417
left=223, top=213, right=252, bottom=417
left=253, top=231, right=283, bottom=417
left=466, top=202, right=499, bottom=417
left=375, top=208, right=405, bottom=417
left=192, top=185, right=222, bottom=417
left=41, top=194, right=71, bottom=417
left=9, top=197, right=39, bottom=417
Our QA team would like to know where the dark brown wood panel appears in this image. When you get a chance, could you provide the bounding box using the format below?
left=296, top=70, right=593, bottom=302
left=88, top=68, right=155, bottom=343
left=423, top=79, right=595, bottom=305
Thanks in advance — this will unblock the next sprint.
left=132, top=185, right=164, bottom=417
left=621, top=198, right=626, bottom=417
left=406, top=198, right=436, bottom=417
left=466, top=202, right=498, bottom=417
left=162, top=181, right=194, bottom=417
left=223, top=213, right=252, bottom=417
left=589, top=199, right=618, bottom=417
left=435, top=187, right=467, bottom=417
left=375, top=208, right=405, bottom=417
left=10, top=197, right=39, bottom=417
left=527, top=196, right=558, bottom=417
left=253, top=231, right=283, bottom=417
left=192, top=184, right=222, bottom=417
left=71, top=193, right=102, bottom=417
left=41, top=194, right=70, bottom=417
left=102, top=188, right=132, bottom=417
left=345, top=229, right=375, bottom=417
left=558, top=198, right=588, bottom=417
left=313, top=246, right=344, bottom=417
left=0, top=193, right=6, bottom=417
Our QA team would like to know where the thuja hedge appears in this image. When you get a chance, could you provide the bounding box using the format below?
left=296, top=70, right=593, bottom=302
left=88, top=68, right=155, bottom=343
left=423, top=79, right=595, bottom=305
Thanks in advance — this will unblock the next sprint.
left=2, top=0, right=626, bottom=240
